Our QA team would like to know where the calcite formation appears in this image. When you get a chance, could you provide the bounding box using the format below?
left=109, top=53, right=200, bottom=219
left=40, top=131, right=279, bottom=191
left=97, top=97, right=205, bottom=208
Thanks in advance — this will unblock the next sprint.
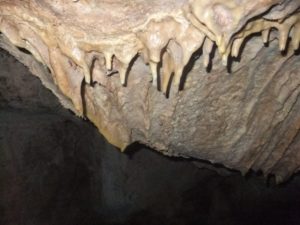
left=0, top=0, right=299, bottom=182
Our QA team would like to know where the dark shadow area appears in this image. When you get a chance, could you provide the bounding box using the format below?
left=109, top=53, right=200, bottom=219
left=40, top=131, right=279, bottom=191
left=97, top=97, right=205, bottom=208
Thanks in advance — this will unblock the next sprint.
left=121, top=54, right=140, bottom=87
left=0, top=49, right=300, bottom=225
left=179, top=42, right=218, bottom=91
left=179, top=47, right=203, bottom=91
left=227, top=32, right=262, bottom=73
left=17, top=47, right=32, bottom=55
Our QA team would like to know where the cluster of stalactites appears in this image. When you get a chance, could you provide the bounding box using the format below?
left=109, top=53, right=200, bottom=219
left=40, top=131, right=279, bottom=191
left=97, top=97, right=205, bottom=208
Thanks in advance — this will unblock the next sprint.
left=136, top=4, right=300, bottom=96
left=0, top=1, right=299, bottom=113
left=137, top=1, right=300, bottom=95
left=187, top=0, right=300, bottom=62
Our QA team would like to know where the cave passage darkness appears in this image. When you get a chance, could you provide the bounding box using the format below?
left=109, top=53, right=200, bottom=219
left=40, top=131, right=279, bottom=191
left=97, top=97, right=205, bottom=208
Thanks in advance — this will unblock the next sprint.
left=0, top=49, right=300, bottom=225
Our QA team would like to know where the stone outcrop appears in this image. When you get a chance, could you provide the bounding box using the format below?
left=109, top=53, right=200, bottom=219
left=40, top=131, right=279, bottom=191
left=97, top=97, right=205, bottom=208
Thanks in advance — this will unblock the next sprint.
left=0, top=0, right=299, bottom=182
left=2, top=51, right=300, bottom=225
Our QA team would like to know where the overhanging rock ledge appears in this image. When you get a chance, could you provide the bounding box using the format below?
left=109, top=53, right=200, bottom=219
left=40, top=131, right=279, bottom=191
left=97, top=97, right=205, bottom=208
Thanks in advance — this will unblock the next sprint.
left=0, top=0, right=300, bottom=182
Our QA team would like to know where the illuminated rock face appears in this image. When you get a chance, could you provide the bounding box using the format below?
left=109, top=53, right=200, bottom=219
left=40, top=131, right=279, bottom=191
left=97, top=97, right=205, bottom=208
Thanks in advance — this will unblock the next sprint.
left=0, top=0, right=299, bottom=182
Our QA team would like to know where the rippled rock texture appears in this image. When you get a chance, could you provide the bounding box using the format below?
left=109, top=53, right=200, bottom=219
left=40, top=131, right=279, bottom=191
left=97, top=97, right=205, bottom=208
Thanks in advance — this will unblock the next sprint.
left=0, top=0, right=299, bottom=181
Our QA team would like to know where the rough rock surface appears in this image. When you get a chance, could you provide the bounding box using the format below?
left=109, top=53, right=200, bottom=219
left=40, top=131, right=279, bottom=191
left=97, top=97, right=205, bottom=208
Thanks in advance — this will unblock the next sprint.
left=1, top=49, right=300, bottom=225
left=0, top=0, right=299, bottom=181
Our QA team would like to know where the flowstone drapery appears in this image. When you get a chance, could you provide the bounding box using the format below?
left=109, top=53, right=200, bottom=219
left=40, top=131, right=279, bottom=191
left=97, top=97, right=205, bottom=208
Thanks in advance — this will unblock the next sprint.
left=0, top=0, right=299, bottom=182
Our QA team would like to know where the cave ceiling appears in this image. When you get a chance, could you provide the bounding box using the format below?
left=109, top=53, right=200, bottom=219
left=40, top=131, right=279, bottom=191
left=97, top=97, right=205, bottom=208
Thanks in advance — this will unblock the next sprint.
left=0, top=0, right=300, bottom=182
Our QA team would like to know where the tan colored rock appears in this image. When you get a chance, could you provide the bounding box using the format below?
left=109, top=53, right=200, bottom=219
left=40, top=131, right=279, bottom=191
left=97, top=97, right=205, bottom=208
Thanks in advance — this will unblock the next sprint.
left=0, top=0, right=299, bottom=182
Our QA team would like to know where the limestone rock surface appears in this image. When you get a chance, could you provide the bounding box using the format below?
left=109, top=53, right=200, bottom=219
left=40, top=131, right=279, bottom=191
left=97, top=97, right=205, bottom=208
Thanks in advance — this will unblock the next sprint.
left=0, top=0, right=300, bottom=181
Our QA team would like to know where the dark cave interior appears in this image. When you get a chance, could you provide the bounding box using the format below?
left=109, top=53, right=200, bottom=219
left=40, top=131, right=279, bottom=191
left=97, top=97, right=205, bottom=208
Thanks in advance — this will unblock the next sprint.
left=0, top=49, right=300, bottom=225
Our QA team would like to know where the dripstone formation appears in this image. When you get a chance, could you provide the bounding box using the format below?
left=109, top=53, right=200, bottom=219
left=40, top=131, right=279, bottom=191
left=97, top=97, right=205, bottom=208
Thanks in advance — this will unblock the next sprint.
left=0, top=0, right=299, bottom=182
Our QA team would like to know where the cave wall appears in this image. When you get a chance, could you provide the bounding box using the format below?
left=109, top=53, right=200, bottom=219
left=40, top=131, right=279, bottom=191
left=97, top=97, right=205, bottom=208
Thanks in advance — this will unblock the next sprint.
left=1, top=49, right=300, bottom=225
left=0, top=0, right=299, bottom=181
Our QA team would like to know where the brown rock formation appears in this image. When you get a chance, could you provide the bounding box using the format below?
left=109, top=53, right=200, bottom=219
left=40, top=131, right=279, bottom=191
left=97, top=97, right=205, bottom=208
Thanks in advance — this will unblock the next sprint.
left=0, top=0, right=299, bottom=182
